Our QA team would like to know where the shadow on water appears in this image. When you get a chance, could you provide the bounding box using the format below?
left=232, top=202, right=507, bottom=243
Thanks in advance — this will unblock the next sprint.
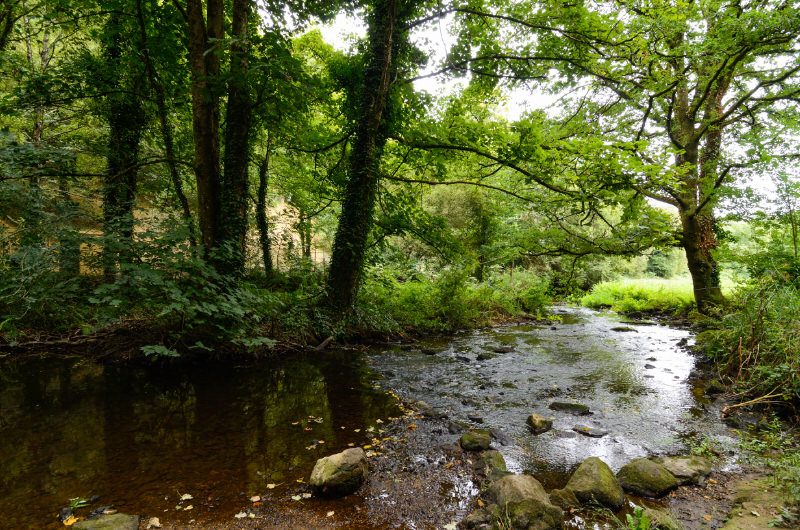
left=0, top=352, right=400, bottom=529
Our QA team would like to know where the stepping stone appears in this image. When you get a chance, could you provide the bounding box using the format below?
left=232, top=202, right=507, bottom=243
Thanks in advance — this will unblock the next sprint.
left=573, top=425, right=609, bottom=438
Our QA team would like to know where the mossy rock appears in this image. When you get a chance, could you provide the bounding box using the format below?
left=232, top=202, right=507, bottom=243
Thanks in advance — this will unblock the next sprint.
left=526, top=413, right=553, bottom=435
left=503, top=499, right=564, bottom=530
left=642, top=506, right=685, bottom=530
left=548, top=487, right=580, bottom=509
left=461, top=429, right=492, bottom=451
left=617, top=458, right=679, bottom=497
left=656, top=455, right=712, bottom=485
left=74, top=514, right=139, bottom=530
left=548, top=401, right=591, bottom=415
left=474, top=450, right=509, bottom=481
left=564, top=457, right=625, bottom=510
left=310, top=447, right=368, bottom=497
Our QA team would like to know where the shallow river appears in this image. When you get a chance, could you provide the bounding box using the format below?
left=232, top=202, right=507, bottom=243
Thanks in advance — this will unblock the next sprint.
left=0, top=307, right=736, bottom=528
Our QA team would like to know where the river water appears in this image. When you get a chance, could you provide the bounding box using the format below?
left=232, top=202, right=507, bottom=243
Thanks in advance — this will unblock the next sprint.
left=0, top=307, right=736, bottom=528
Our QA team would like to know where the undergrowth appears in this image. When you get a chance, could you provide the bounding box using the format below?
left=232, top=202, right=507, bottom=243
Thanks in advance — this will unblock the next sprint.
left=580, top=277, right=696, bottom=313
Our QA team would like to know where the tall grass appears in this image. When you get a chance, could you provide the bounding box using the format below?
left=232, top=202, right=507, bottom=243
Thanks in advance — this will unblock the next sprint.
left=580, top=277, right=696, bottom=313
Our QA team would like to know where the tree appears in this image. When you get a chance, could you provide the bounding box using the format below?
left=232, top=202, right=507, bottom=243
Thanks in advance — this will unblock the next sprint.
left=325, top=0, right=416, bottom=310
left=458, top=0, right=800, bottom=311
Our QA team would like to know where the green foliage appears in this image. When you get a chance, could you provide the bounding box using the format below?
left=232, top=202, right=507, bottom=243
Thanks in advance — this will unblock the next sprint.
left=358, top=266, right=550, bottom=333
left=625, top=505, right=651, bottom=530
left=739, top=416, right=800, bottom=507
left=581, top=278, right=696, bottom=314
left=697, top=275, right=800, bottom=409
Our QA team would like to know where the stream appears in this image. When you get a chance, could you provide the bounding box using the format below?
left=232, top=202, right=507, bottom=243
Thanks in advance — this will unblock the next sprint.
left=0, top=307, right=737, bottom=528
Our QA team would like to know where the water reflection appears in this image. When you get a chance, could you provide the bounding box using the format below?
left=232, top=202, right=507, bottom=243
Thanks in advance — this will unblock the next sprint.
left=0, top=352, right=400, bottom=529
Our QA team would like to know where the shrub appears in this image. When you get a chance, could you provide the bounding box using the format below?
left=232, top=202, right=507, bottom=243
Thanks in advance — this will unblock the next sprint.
left=580, top=277, right=695, bottom=313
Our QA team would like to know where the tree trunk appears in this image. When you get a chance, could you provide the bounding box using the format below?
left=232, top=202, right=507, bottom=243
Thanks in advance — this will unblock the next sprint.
left=680, top=209, right=724, bottom=313
left=187, top=0, right=223, bottom=253
left=57, top=175, right=80, bottom=275
left=218, top=0, right=252, bottom=275
left=256, top=134, right=273, bottom=274
left=326, top=0, right=402, bottom=311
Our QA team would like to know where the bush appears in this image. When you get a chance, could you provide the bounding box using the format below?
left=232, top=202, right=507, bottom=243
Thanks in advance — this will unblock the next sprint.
left=358, top=266, right=550, bottom=333
left=696, top=277, right=800, bottom=409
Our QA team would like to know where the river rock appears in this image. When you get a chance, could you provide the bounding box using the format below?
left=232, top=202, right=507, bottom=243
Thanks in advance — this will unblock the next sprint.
left=490, top=345, right=515, bottom=354
left=617, top=458, right=679, bottom=497
left=564, top=457, right=625, bottom=510
left=473, top=450, right=509, bottom=481
left=572, top=425, right=608, bottom=438
left=74, top=514, right=140, bottom=530
left=476, top=352, right=496, bottom=361
left=310, top=447, right=368, bottom=497
left=460, top=429, right=492, bottom=451
left=548, top=401, right=591, bottom=415
left=642, top=506, right=684, bottom=530
left=486, top=475, right=564, bottom=529
left=656, top=455, right=712, bottom=485
left=548, top=487, right=580, bottom=509
left=526, top=413, right=553, bottom=435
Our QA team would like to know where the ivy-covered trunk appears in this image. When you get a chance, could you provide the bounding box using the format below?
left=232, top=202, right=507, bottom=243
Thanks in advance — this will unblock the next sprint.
left=218, top=0, right=252, bottom=275
left=102, top=13, right=145, bottom=279
left=256, top=135, right=273, bottom=275
left=326, top=0, right=403, bottom=311
left=186, top=0, right=252, bottom=275
left=680, top=209, right=724, bottom=313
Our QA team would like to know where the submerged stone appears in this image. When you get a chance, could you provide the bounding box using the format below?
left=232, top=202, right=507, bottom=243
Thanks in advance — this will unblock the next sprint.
left=617, top=458, right=679, bottom=497
left=460, top=429, right=492, bottom=451
left=572, top=425, right=608, bottom=438
left=310, top=447, right=368, bottom=497
left=74, top=514, right=139, bottom=530
left=564, top=457, right=625, bottom=510
left=526, top=413, right=553, bottom=435
left=548, top=401, right=591, bottom=415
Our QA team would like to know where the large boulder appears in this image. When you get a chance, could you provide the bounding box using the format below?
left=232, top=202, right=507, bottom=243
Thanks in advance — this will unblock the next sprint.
left=656, top=455, right=712, bottom=485
left=460, top=429, right=492, bottom=451
left=74, top=514, right=140, bottom=530
left=526, top=414, right=553, bottom=435
left=617, top=458, right=679, bottom=497
left=564, top=457, right=625, bottom=510
left=486, top=475, right=563, bottom=530
left=310, top=447, right=369, bottom=497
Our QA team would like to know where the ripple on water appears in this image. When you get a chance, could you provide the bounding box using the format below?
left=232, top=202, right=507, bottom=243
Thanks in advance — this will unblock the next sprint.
left=370, top=307, right=737, bottom=487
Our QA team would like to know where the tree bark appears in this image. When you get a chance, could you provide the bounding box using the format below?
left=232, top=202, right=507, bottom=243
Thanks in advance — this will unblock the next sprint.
left=326, top=0, right=402, bottom=311
left=187, top=0, right=223, bottom=253
left=680, top=209, right=725, bottom=313
left=256, top=134, right=273, bottom=274
left=218, top=0, right=252, bottom=275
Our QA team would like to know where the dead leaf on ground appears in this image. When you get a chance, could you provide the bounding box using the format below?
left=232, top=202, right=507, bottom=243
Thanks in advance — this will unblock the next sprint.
left=62, top=515, right=78, bottom=526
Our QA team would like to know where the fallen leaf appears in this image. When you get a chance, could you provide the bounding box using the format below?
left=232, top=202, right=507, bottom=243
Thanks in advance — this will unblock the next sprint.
left=291, top=495, right=302, bottom=501
left=291, top=421, right=299, bottom=425
left=408, top=423, right=417, bottom=431
left=296, top=478, right=304, bottom=483
left=326, top=511, right=335, bottom=517
left=301, top=493, right=312, bottom=499
left=751, top=511, right=760, bottom=517
left=363, top=444, right=373, bottom=449
left=476, top=499, right=485, bottom=508
left=376, top=419, right=383, bottom=424
left=443, top=523, right=458, bottom=530
left=248, top=513, right=255, bottom=519
left=180, top=494, right=193, bottom=501
left=304, top=427, right=313, bottom=432
left=234, top=511, right=247, bottom=519
left=703, top=515, right=712, bottom=522
left=184, top=505, right=193, bottom=511
left=62, top=515, right=78, bottom=527
left=146, top=517, right=162, bottom=529
left=250, top=496, right=261, bottom=503
left=354, top=429, right=361, bottom=433
left=347, top=443, right=355, bottom=447
left=266, top=483, right=277, bottom=489
left=318, top=440, right=325, bottom=444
